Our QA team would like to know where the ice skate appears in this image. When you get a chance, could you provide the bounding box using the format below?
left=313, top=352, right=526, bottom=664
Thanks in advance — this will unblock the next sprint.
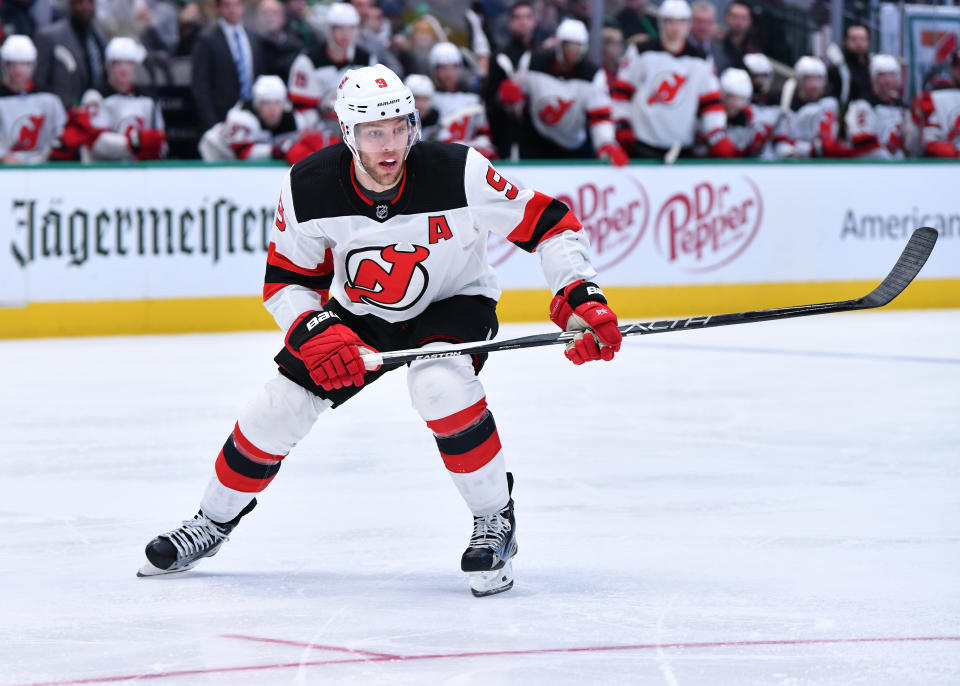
left=137, top=499, right=257, bottom=577
left=461, top=473, right=517, bottom=597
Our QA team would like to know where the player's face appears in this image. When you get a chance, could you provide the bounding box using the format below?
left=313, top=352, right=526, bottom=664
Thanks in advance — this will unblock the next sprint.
left=256, top=99, right=285, bottom=127
left=661, top=18, right=690, bottom=46
left=331, top=25, right=357, bottom=52
left=872, top=71, right=900, bottom=101
left=750, top=72, right=772, bottom=95
left=799, top=74, right=825, bottom=101
left=413, top=94, right=432, bottom=114
left=559, top=41, right=583, bottom=65
left=355, top=116, right=410, bottom=187
left=3, top=61, right=34, bottom=91
left=109, top=60, right=136, bottom=93
left=724, top=93, right=747, bottom=118
left=434, top=63, right=459, bottom=91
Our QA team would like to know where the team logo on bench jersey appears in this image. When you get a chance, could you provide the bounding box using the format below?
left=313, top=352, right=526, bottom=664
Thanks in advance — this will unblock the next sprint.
left=343, top=244, right=430, bottom=310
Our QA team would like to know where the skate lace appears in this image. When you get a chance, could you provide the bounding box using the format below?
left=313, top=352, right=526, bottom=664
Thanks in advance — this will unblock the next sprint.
left=165, top=517, right=227, bottom=558
left=469, top=511, right=510, bottom=549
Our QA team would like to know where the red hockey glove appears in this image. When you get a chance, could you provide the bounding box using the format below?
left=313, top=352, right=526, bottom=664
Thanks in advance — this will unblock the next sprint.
left=924, top=140, right=958, bottom=158
left=708, top=136, right=737, bottom=158
left=284, top=131, right=330, bottom=165
left=614, top=124, right=637, bottom=152
left=58, top=106, right=101, bottom=149
left=497, top=78, right=525, bottom=106
left=597, top=142, right=629, bottom=166
left=285, top=310, right=379, bottom=390
left=127, top=128, right=166, bottom=160
left=549, top=280, right=622, bottom=365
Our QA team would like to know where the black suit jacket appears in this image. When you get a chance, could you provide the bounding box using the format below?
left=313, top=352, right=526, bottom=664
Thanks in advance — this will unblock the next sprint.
left=34, top=20, right=107, bottom=108
left=191, top=24, right=266, bottom=131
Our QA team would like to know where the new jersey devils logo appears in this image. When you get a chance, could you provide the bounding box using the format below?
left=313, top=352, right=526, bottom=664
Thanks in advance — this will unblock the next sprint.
left=539, top=98, right=574, bottom=126
left=647, top=73, right=687, bottom=106
left=344, top=244, right=430, bottom=310
left=12, top=115, right=45, bottom=151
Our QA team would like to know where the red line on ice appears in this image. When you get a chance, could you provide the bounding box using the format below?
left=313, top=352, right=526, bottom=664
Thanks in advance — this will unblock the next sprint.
left=13, top=636, right=960, bottom=686
left=219, top=632, right=400, bottom=658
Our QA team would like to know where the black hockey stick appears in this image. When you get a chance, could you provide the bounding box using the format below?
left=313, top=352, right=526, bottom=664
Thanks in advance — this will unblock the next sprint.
left=361, top=227, right=938, bottom=369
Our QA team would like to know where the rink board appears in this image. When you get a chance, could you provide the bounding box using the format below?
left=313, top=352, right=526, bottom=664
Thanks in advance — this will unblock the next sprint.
left=0, top=160, right=958, bottom=338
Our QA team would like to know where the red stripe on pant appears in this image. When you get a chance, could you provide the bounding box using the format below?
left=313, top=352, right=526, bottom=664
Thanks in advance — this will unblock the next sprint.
left=440, top=431, right=502, bottom=474
left=214, top=425, right=286, bottom=493
left=427, top=398, right=488, bottom=436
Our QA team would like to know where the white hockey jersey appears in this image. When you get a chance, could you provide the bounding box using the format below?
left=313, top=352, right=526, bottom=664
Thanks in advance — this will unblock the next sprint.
left=80, top=86, right=165, bottom=161
left=263, top=141, right=596, bottom=329
left=513, top=50, right=614, bottom=150
left=844, top=94, right=906, bottom=159
left=199, top=102, right=318, bottom=161
left=431, top=89, right=494, bottom=154
left=0, top=86, right=66, bottom=163
left=780, top=96, right=851, bottom=158
left=612, top=40, right=725, bottom=150
left=914, top=87, right=960, bottom=156
left=287, top=44, right=377, bottom=111
left=724, top=105, right=770, bottom=157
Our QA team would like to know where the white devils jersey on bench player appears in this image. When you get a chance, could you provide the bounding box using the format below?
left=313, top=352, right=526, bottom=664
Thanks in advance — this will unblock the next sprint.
left=287, top=45, right=377, bottom=111
left=612, top=40, right=725, bottom=149
left=917, top=87, right=960, bottom=155
left=263, top=141, right=595, bottom=328
left=724, top=105, right=770, bottom=156
left=80, top=86, right=164, bottom=160
left=199, top=102, right=318, bottom=161
left=845, top=95, right=906, bottom=159
left=513, top=50, right=615, bottom=150
left=782, top=96, right=841, bottom=157
left=0, top=86, right=66, bottom=163
left=431, top=90, right=493, bottom=151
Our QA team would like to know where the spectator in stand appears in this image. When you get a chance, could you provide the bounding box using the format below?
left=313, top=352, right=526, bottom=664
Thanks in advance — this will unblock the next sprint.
left=600, top=25, right=623, bottom=86
left=33, top=0, right=107, bottom=108
left=844, top=53, right=906, bottom=159
left=350, top=0, right=403, bottom=76
left=174, top=2, right=203, bottom=56
left=281, top=0, right=322, bottom=52
left=615, top=0, right=657, bottom=43
left=287, top=2, right=376, bottom=112
left=687, top=1, right=718, bottom=66
left=499, top=18, right=627, bottom=164
left=827, top=22, right=871, bottom=108
left=191, top=0, right=266, bottom=132
left=712, top=0, right=754, bottom=74
left=0, top=34, right=69, bottom=163
left=484, top=0, right=537, bottom=159
left=779, top=56, right=851, bottom=158
left=427, top=41, right=495, bottom=157
left=256, top=0, right=303, bottom=79
left=612, top=0, right=735, bottom=159
left=716, top=67, right=767, bottom=157
left=913, top=49, right=960, bottom=158
left=79, top=36, right=167, bottom=160
left=2, top=0, right=61, bottom=39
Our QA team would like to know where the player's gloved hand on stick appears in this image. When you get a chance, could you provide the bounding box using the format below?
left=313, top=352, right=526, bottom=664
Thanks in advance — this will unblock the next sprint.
left=549, top=280, right=622, bottom=365
left=497, top=79, right=525, bottom=106
left=285, top=310, right=380, bottom=390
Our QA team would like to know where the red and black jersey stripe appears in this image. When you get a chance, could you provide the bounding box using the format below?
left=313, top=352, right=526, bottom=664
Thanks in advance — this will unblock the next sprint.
left=698, top=91, right=724, bottom=115
left=263, top=242, right=334, bottom=302
left=507, top=191, right=582, bottom=253
left=586, top=106, right=612, bottom=125
left=610, top=79, right=636, bottom=102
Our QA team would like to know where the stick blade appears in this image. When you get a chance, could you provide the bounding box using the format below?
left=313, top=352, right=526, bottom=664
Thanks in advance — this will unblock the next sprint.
left=858, top=227, right=938, bottom=309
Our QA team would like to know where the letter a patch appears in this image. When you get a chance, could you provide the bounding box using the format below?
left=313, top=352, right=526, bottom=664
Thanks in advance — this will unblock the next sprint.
left=428, top=215, right=453, bottom=244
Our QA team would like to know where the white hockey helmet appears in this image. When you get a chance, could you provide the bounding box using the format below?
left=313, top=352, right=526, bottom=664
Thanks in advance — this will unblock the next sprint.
left=326, top=2, right=360, bottom=27
left=869, top=53, right=899, bottom=80
left=404, top=73, right=435, bottom=98
left=252, top=74, right=287, bottom=102
left=659, top=0, right=692, bottom=21
left=335, top=64, right=421, bottom=172
left=720, top=68, right=753, bottom=99
left=742, top=52, right=772, bottom=76
left=794, top=56, right=826, bottom=79
left=429, top=42, right=463, bottom=69
left=105, top=37, right=146, bottom=64
left=555, top=18, right=589, bottom=62
left=1, top=35, right=38, bottom=63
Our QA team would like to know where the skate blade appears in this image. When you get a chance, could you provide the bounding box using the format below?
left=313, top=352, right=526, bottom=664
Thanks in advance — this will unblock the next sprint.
left=136, top=559, right=200, bottom=577
left=468, top=560, right=514, bottom=597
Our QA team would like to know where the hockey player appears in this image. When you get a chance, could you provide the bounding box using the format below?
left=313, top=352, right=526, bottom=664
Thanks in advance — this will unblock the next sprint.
left=426, top=42, right=496, bottom=158
left=497, top=18, right=627, bottom=165
left=138, top=64, right=623, bottom=598
left=779, top=56, right=852, bottom=158
left=404, top=72, right=442, bottom=141
left=611, top=0, right=735, bottom=159
left=0, top=34, right=67, bottom=164
left=717, top=68, right=768, bottom=157
left=79, top=37, right=166, bottom=162
left=912, top=49, right=960, bottom=158
left=844, top=54, right=906, bottom=159
left=198, top=74, right=320, bottom=162
left=741, top=52, right=788, bottom=159
left=286, top=2, right=377, bottom=113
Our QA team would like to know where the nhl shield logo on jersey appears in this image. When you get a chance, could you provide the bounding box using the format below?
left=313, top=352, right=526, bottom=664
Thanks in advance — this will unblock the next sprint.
left=376, top=204, right=388, bottom=220
left=343, top=243, right=430, bottom=310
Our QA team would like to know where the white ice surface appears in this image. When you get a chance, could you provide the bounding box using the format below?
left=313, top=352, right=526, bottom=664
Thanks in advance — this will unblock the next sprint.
left=1, top=310, right=958, bottom=685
